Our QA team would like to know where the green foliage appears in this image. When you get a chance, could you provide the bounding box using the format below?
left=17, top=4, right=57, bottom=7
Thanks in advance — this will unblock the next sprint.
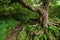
left=0, top=0, right=10, bottom=4
left=34, top=33, right=47, bottom=40
left=28, top=25, right=35, bottom=32
left=48, top=25, right=60, bottom=37
left=43, top=34, right=47, bottom=40
left=27, top=0, right=42, bottom=6
left=18, top=29, right=26, bottom=40
left=0, top=18, right=18, bottom=40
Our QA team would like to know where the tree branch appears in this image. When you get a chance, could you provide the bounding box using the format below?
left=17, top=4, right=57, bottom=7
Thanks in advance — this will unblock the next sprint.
left=19, top=0, right=44, bottom=14
left=19, top=0, right=37, bottom=11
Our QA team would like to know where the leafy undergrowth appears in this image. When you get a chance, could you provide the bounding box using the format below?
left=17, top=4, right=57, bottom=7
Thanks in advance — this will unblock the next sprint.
left=0, top=18, right=18, bottom=40
left=0, top=17, right=60, bottom=40
left=18, top=21, right=60, bottom=40
left=17, top=15, right=60, bottom=40
left=0, top=18, right=60, bottom=40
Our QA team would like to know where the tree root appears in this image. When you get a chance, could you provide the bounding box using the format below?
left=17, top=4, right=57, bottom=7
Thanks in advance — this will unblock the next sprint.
left=43, top=21, right=60, bottom=40
left=5, top=23, right=23, bottom=40
left=48, top=22, right=60, bottom=30
left=48, top=22, right=60, bottom=26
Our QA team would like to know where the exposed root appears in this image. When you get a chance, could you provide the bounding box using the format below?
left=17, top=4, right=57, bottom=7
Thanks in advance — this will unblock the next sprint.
left=46, top=32, right=56, bottom=40
left=5, top=23, right=23, bottom=40
left=48, top=22, right=60, bottom=26
left=44, top=27, right=56, bottom=40
left=48, top=22, right=60, bottom=30
left=35, top=29, right=44, bottom=35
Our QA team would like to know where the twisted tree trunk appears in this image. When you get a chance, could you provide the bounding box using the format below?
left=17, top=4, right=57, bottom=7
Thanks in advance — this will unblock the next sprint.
left=6, top=0, right=50, bottom=40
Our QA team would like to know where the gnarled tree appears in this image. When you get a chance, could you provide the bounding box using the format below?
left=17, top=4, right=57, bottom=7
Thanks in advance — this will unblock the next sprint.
left=5, top=0, right=60, bottom=40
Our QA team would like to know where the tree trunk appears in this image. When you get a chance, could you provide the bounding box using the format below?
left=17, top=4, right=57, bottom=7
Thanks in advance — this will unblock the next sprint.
left=41, top=0, right=49, bottom=31
left=42, top=10, right=49, bottom=28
